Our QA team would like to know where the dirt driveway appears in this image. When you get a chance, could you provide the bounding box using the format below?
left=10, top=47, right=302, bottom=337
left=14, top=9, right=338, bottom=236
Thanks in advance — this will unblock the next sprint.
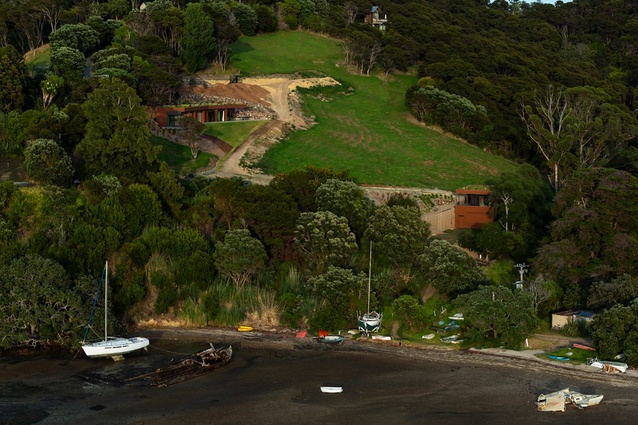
left=202, top=76, right=339, bottom=181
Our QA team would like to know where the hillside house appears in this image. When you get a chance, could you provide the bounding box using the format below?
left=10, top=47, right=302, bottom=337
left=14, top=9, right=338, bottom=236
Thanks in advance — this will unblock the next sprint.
left=454, top=188, right=492, bottom=229
left=364, top=6, right=388, bottom=31
left=151, top=104, right=249, bottom=127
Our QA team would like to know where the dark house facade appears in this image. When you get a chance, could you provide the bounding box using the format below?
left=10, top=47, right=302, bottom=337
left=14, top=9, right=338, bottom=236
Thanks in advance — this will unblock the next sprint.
left=151, top=104, right=249, bottom=127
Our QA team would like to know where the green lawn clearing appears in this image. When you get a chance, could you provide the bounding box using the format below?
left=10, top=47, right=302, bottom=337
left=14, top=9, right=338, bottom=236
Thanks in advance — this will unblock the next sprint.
left=543, top=347, right=596, bottom=365
left=151, top=136, right=213, bottom=175
left=202, top=120, right=268, bottom=148
left=229, top=31, right=517, bottom=190
left=26, top=47, right=51, bottom=74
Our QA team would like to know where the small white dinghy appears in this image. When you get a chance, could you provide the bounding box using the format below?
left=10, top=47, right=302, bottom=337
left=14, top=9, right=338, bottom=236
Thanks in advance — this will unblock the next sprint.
left=371, top=335, right=391, bottom=341
left=321, top=386, right=343, bottom=393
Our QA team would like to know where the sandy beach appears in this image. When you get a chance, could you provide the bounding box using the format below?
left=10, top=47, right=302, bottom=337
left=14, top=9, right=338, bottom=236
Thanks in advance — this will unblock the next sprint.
left=2, top=328, right=638, bottom=425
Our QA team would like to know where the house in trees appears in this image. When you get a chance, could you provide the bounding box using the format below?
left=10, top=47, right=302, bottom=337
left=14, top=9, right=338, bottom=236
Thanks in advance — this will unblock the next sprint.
left=364, top=6, right=388, bottom=31
left=152, top=103, right=250, bottom=127
left=551, top=310, right=594, bottom=329
left=454, top=188, right=492, bottom=229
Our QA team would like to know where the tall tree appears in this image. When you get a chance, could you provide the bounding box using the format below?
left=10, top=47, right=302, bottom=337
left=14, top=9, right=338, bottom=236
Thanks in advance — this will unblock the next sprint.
left=50, top=46, right=85, bottom=83
left=23, top=139, right=74, bottom=186
left=0, top=45, right=28, bottom=112
left=0, top=255, right=90, bottom=349
left=294, top=210, right=357, bottom=274
left=315, top=179, right=375, bottom=240
left=535, top=168, right=638, bottom=307
left=213, top=229, right=268, bottom=290
left=563, top=86, right=638, bottom=170
left=417, top=239, right=487, bottom=298
left=180, top=2, right=215, bottom=72
left=456, top=285, right=537, bottom=349
left=77, top=77, right=160, bottom=182
left=178, top=115, right=205, bottom=158
left=364, top=205, right=430, bottom=267
left=519, top=85, right=573, bottom=192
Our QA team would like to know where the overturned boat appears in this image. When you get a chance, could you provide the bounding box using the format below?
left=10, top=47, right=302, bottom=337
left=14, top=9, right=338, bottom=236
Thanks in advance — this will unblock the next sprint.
left=537, top=388, right=603, bottom=412
left=152, top=344, right=232, bottom=387
left=588, top=358, right=628, bottom=373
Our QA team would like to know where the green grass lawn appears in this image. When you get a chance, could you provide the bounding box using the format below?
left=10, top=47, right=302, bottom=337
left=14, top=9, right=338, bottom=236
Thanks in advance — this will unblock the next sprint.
left=229, top=31, right=517, bottom=190
left=26, top=47, right=50, bottom=74
left=202, top=120, right=268, bottom=148
left=151, top=136, right=213, bottom=175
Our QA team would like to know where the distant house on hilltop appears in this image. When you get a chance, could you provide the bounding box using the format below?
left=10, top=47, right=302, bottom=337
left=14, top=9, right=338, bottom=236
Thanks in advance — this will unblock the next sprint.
left=364, top=6, right=388, bottom=31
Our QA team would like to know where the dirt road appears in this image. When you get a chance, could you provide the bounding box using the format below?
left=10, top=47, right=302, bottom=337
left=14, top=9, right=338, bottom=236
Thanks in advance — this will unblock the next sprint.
left=210, top=76, right=339, bottom=182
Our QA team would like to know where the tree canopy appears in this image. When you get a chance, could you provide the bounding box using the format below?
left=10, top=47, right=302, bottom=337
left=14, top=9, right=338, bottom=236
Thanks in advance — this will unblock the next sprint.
left=76, top=77, right=160, bottom=182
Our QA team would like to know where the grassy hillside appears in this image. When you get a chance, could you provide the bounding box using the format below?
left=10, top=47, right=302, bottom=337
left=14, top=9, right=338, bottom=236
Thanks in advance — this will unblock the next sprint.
left=203, top=120, right=268, bottom=148
left=230, top=31, right=517, bottom=190
left=151, top=136, right=213, bottom=175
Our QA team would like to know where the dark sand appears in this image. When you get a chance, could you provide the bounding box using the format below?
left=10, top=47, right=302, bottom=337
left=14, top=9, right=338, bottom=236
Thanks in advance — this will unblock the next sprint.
left=2, top=328, right=638, bottom=425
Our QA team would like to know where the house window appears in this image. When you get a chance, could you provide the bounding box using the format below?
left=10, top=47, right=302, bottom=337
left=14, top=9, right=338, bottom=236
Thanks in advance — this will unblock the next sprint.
left=167, top=113, right=181, bottom=127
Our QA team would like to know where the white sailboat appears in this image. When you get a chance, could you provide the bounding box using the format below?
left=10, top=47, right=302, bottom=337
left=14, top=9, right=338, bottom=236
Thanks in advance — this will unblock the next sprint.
left=358, top=242, right=382, bottom=334
left=81, top=261, right=149, bottom=360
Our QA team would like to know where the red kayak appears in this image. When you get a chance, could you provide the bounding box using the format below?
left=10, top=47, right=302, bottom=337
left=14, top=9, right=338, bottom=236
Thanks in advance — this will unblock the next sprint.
left=573, top=343, right=596, bottom=351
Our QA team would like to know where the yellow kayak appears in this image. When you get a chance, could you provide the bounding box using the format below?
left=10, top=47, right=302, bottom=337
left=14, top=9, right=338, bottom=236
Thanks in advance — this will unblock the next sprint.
left=237, top=326, right=253, bottom=332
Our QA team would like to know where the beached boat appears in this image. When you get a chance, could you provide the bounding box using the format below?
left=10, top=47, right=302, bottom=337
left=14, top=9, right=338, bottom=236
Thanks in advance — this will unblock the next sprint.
left=441, top=335, right=463, bottom=344
left=537, top=388, right=603, bottom=412
left=321, top=386, right=343, bottom=393
left=318, top=335, right=344, bottom=344
left=568, top=391, right=603, bottom=408
left=547, top=355, right=570, bottom=361
left=358, top=242, right=383, bottom=334
left=153, top=344, right=233, bottom=387
left=237, top=326, right=254, bottom=332
left=573, top=343, right=596, bottom=351
left=588, top=358, right=628, bottom=373
left=371, top=335, right=391, bottom=341
left=81, top=261, right=149, bottom=361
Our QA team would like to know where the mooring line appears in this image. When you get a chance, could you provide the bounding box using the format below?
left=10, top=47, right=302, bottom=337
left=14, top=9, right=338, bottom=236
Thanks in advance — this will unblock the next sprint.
left=148, top=343, right=197, bottom=356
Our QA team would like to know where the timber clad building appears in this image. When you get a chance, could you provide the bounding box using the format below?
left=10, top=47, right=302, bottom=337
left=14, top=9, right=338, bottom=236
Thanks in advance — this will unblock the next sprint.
left=454, top=188, right=492, bottom=229
left=152, top=104, right=249, bottom=127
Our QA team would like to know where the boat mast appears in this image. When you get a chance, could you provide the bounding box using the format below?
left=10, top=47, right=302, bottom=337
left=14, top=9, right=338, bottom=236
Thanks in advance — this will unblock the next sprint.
left=367, top=242, right=372, bottom=314
left=104, top=261, right=108, bottom=342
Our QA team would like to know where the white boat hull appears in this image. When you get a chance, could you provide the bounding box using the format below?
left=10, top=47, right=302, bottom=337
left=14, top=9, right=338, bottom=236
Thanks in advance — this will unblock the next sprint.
left=358, top=312, right=382, bottom=332
left=82, top=336, right=149, bottom=358
left=321, top=386, right=343, bottom=393
left=589, top=359, right=628, bottom=373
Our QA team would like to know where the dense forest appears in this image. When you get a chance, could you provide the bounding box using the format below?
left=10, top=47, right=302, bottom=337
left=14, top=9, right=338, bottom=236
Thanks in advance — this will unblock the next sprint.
left=2, top=0, right=638, bottom=365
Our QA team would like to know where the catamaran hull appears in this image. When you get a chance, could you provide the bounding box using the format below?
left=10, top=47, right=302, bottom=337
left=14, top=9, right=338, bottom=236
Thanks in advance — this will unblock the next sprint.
left=82, top=337, right=149, bottom=358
